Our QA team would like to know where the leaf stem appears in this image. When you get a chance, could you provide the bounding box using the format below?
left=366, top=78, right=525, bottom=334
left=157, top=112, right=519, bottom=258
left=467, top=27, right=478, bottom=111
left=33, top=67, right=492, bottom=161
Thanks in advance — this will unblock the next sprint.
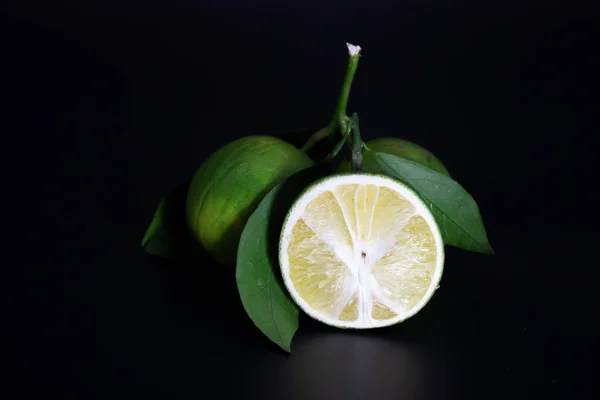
left=300, top=43, right=361, bottom=153
left=300, top=125, right=333, bottom=152
left=325, top=133, right=349, bottom=161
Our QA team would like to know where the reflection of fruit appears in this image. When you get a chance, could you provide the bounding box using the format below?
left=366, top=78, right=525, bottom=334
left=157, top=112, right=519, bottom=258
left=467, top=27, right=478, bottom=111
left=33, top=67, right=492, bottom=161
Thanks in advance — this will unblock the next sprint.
left=186, top=136, right=314, bottom=267
left=279, top=173, right=444, bottom=329
left=338, top=138, right=450, bottom=176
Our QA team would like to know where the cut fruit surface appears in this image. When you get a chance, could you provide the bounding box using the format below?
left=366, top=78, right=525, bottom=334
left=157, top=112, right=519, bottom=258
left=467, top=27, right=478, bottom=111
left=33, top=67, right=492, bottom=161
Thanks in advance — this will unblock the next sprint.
left=279, top=173, right=444, bottom=329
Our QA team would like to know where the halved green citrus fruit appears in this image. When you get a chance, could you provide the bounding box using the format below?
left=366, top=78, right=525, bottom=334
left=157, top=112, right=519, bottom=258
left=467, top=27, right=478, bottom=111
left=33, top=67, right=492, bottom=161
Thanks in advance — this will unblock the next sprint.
left=338, top=137, right=450, bottom=176
left=279, top=173, right=444, bottom=329
left=186, top=136, right=313, bottom=266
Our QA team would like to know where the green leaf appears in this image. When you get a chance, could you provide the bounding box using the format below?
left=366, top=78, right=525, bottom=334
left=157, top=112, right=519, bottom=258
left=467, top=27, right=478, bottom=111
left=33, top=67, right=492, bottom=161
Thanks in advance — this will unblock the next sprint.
left=236, top=161, right=334, bottom=353
left=369, top=152, right=494, bottom=255
left=142, top=182, right=203, bottom=260
left=142, top=198, right=168, bottom=248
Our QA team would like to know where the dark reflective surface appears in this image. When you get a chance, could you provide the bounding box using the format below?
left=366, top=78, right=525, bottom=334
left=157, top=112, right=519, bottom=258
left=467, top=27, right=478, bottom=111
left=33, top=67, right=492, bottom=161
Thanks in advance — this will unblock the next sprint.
left=4, top=2, right=599, bottom=399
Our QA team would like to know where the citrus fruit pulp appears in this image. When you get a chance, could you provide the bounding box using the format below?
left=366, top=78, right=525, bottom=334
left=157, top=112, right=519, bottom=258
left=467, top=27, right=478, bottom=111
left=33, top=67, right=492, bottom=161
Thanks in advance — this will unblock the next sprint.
left=186, top=136, right=314, bottom=267
left=279, top=173, right=444, bottom=329
left=338, top=137, right=450, bottom=176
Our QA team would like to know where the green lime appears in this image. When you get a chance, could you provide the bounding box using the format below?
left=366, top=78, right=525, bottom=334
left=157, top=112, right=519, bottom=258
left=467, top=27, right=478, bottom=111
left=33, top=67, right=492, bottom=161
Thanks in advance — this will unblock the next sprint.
left=338, top=137, right=450, bottom=176
left=186, top=136, right=314, bottom=267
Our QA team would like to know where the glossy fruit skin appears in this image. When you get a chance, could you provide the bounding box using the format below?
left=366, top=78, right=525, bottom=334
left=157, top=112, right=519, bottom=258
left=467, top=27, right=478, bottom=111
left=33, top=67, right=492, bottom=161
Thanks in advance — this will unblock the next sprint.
left=185, top=136, right=314, bottom=267
left=338, top=137, right=450, bottom=176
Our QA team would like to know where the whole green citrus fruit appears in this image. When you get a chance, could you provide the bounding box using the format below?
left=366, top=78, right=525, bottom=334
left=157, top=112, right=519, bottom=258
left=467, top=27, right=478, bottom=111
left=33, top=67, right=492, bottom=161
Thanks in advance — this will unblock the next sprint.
left=338, top=137, right=450, bottom=176
left=185, top=136, right=314, bottom=266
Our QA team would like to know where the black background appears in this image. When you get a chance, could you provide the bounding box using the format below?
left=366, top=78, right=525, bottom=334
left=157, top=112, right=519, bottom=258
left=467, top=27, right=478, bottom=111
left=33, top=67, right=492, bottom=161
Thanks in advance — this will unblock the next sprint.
left=3, top=2, right=600, bottom=399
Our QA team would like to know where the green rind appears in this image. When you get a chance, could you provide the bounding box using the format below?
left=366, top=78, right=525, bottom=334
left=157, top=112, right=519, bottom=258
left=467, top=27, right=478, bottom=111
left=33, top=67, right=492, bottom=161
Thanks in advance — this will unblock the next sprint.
left=185, top=136, right=314, bottom=267
left=278, top=172, right=445, bottom=330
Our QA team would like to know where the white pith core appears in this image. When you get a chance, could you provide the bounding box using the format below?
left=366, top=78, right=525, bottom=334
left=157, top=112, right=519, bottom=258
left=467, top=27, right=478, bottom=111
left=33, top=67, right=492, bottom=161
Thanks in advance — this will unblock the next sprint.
left=279, top=174, right=444, bottom=329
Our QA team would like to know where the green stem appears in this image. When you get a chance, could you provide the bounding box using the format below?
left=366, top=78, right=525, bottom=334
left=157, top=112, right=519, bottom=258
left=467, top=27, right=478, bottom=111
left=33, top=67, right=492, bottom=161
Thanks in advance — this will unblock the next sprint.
left=300, top=43, right=361, bottom=153
left=333, top=43, right=361, bottom=128
left=349, top=113, right=363, bottom=172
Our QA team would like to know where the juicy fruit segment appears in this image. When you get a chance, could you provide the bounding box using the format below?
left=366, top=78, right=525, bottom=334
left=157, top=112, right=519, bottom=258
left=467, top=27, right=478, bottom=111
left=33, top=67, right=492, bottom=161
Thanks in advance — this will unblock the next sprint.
left=280, top=174, right=443, bottom=328
left=339, top=295, right=359, bottom=321
left=371, top=298, right=397, bottom=320
left=338, top=137, right=450, bottom=176
left=372, top=216, right=436, bottom=311
left=288, top=219, right=355, bottom=318
left=186, top=136, right=313, bottom=267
